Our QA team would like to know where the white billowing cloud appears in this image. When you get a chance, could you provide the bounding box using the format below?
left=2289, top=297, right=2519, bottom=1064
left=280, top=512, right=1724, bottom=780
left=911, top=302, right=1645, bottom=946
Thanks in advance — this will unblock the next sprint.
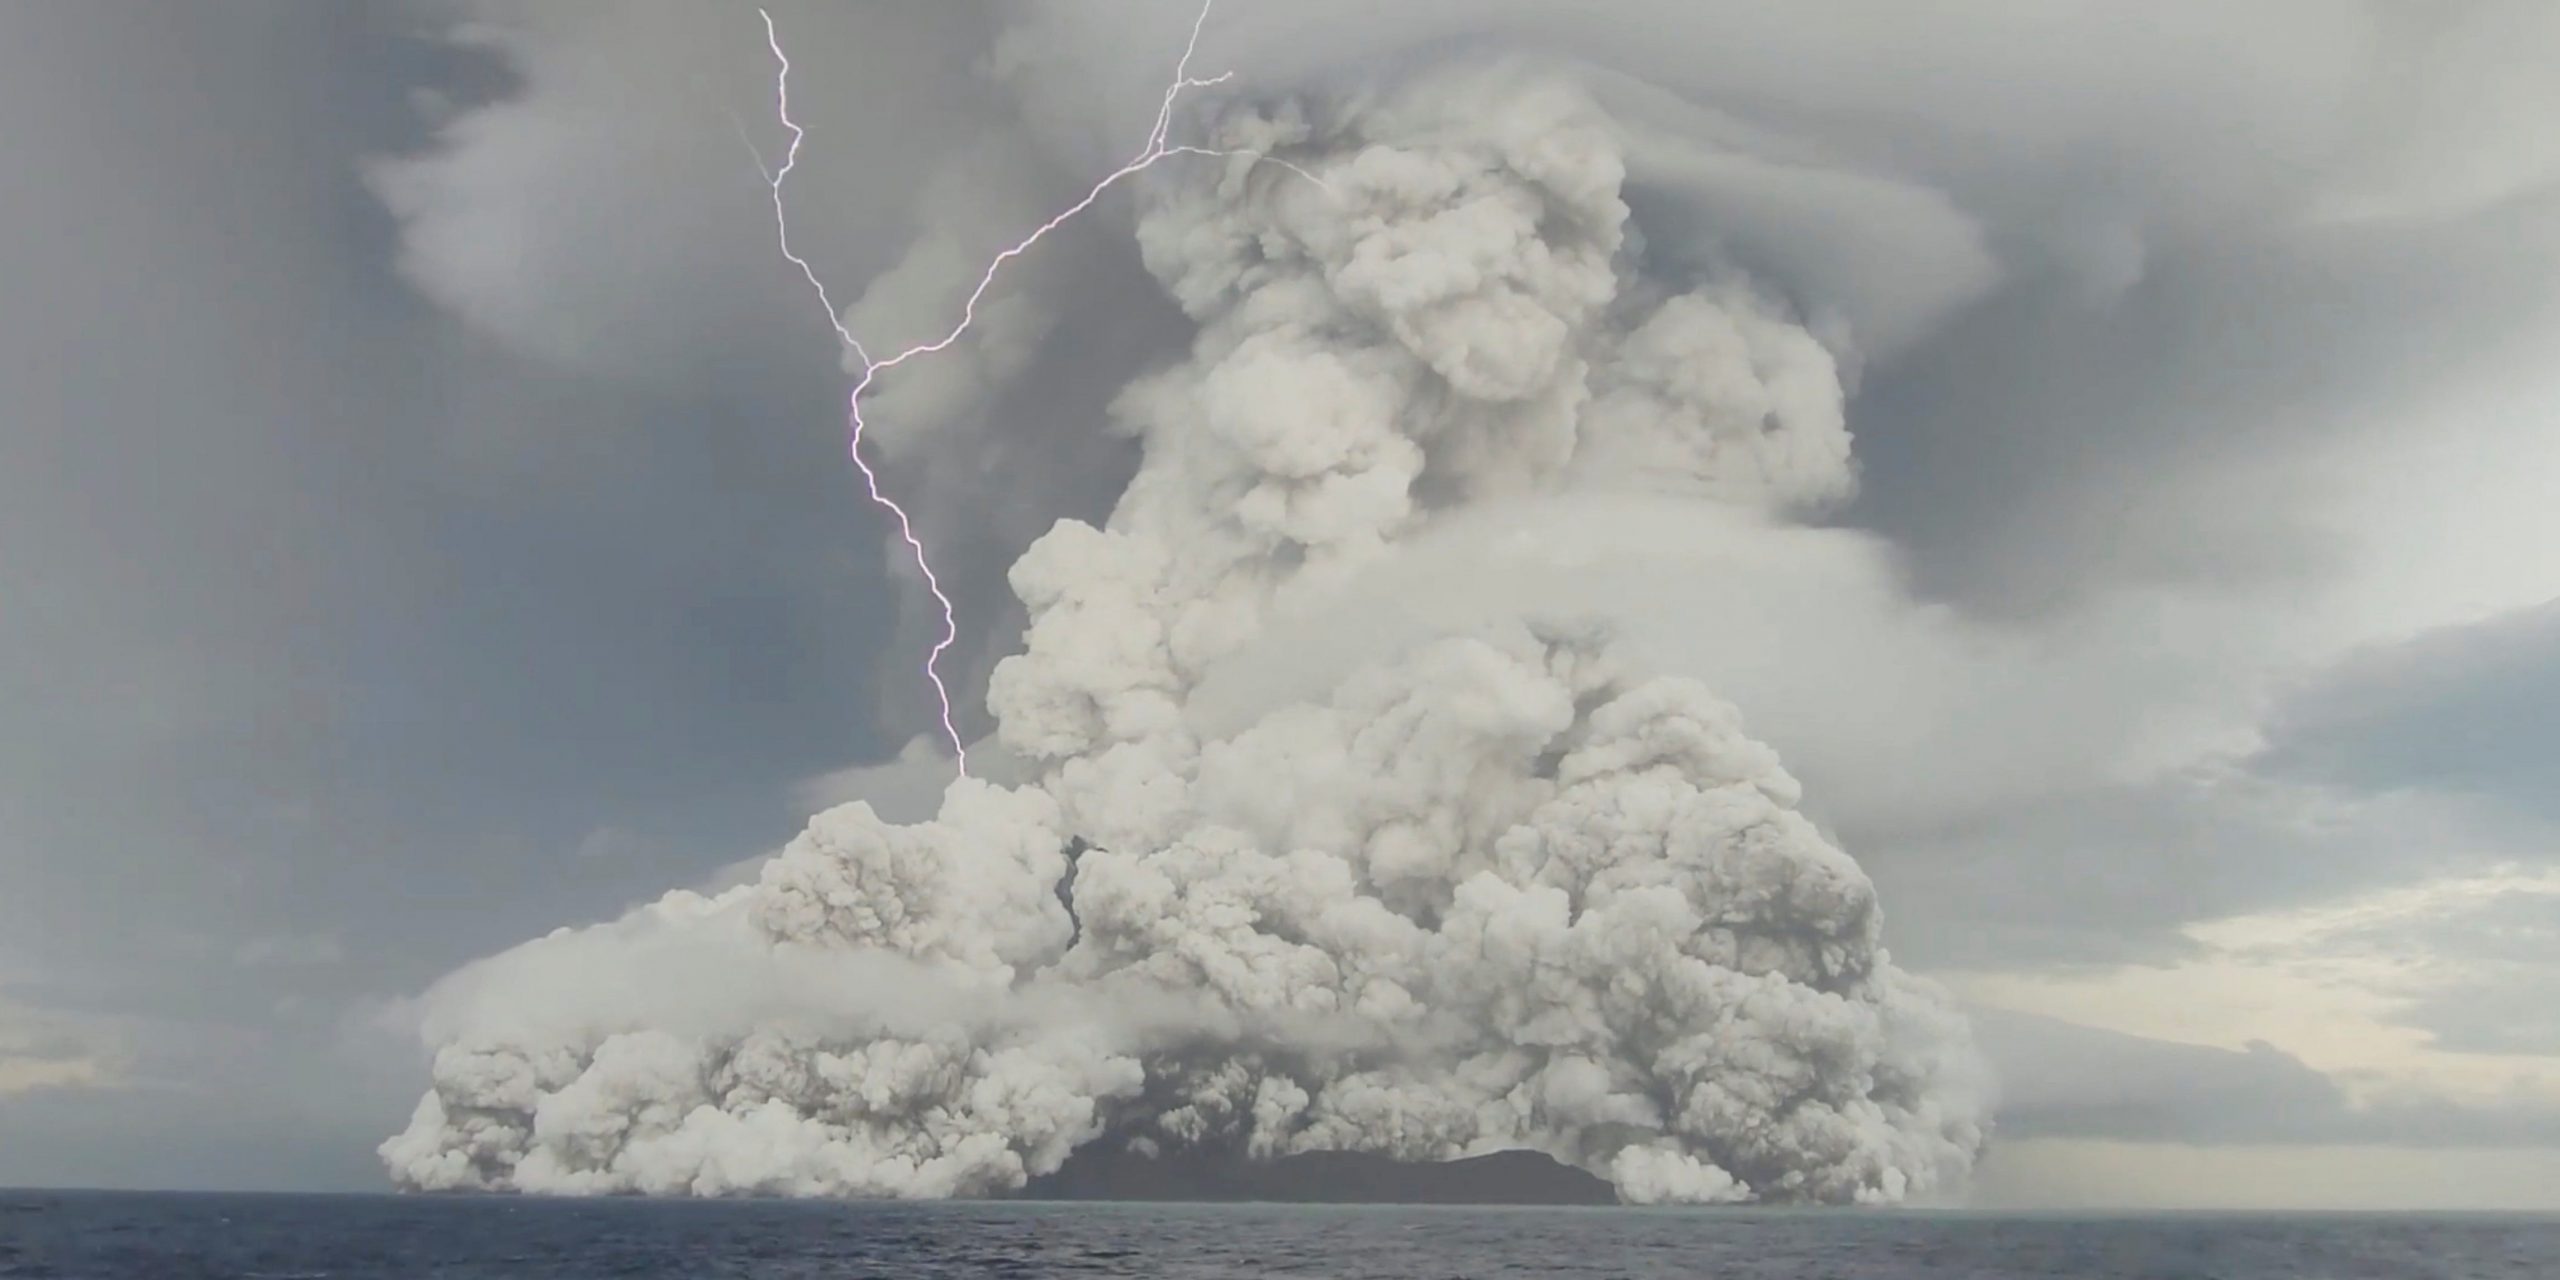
left=371, top=1, right=1000, bottom=379
left=367, top=0, right=2560, bottom=1209
left=995, top=0, right=2560, bottom=642
left=1574, top=283, right=1858, bottom=508
left=1190, top=494, right=2282, bottom=844
left=372, top=0, right=2560, bottom=667
left=369, top=3, right=759, bottom=375
left=377, top=886, right=1146, bottom=1198
left=390, top=626, right=1988, bottom=1202
left=382, top=65, right=1990, bottom=1205
left=792, top=735, right=965, bottom=825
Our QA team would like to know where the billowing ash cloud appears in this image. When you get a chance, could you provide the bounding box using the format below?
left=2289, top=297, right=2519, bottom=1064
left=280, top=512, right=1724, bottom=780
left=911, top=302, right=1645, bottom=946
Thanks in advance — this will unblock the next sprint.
left=383, top=56, right=1988, bottom=1204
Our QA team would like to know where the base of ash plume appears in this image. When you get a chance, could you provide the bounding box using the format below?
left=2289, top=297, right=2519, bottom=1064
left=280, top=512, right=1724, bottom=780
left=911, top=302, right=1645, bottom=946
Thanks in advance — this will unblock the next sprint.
left=1017, top=1144, right=1617, bottom=1205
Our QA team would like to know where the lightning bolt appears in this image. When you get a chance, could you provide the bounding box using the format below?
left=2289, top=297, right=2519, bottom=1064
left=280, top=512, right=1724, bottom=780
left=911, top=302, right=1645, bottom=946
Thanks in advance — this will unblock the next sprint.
left=757, top=0, right=1324, bottom=778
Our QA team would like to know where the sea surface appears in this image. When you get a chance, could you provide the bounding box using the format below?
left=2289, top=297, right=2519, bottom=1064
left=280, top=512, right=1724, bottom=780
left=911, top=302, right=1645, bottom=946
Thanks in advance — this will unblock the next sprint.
left=2, top=1191, right=2554, bottom=1278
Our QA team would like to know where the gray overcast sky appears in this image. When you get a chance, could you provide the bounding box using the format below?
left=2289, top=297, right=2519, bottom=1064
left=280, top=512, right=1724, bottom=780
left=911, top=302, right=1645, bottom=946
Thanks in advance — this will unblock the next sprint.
left=5, top=0, right=2560, bottom=1207
left=0, top=0, right=903, bottom=1188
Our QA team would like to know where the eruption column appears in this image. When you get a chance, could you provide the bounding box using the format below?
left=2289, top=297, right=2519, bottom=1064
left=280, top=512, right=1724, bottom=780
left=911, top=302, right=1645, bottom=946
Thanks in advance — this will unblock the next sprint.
left=390, top=38, right=1989, bottom=1204
left=756, top=0, right=1252, bottom=778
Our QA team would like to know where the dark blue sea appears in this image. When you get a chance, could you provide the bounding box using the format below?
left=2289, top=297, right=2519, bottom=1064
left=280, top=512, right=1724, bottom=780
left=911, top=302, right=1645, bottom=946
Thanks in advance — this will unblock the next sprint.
left=3, top=1192, right=2554, bottom=1278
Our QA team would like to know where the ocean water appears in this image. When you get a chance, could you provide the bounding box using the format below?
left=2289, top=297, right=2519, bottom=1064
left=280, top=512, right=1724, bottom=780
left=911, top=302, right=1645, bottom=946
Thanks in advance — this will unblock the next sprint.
left=3, top=1192, right=2554, bottom=1279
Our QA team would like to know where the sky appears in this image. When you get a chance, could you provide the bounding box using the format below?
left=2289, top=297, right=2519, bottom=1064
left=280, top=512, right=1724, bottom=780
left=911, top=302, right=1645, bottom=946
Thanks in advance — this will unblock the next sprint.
left=3, top=0, right=2559, bottom=1208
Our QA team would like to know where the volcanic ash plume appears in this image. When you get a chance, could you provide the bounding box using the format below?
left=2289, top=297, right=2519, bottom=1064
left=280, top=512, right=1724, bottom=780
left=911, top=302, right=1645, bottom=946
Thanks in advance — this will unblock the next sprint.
left=382, top=65, right=1989, bottom=1204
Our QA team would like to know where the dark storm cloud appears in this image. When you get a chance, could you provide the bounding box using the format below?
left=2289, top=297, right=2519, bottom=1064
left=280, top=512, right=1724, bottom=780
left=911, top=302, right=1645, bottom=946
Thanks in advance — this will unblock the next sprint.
left=2261, top=601, right=2560, bottom=818
left=0, top=1, right=941, bottom=1186
left=1978, top=1008, right=2560, bottom=1148
left=1849, top=211, right=2560, bottom=616
left=1857, top=780, right=2554, bottom=971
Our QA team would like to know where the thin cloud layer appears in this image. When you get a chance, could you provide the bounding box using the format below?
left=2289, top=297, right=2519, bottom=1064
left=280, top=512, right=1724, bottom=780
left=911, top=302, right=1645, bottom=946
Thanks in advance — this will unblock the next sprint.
left=1977, top=1008, right=2560, bottom=1148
